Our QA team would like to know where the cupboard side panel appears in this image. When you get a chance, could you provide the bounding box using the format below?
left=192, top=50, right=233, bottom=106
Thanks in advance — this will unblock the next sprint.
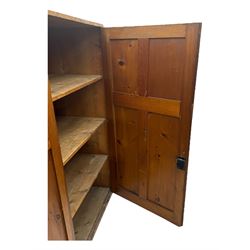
left=48, top=84, right=75, bottom=240
left=48, top=148, right=68, bottom=240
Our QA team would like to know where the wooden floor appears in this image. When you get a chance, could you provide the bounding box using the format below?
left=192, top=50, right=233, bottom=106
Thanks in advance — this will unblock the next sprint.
left=73, top=187, right=111, bottom=240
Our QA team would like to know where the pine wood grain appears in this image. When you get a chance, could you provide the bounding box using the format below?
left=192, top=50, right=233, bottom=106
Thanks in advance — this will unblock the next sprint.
left=138, top=111, right=147, bottom=199
left=48, top=27, right=103, bottom=75
left=101, top=28, right=118, bottom=192
left=57, top=116, right=105, bottom=165
left=50, top=74, right=102, bottom=101
left=80, top=123, right=110, bottom=187
left=148, top=38, right=186, bottom=100
left=110, top=39, right=138, bottom=94
left=174, top=23, right=202, bottom=225
left=65, top=154, right=108, bottom=218
left=48, top=10, right=103, bottom=28
left=105, top=23, right=201, bottom=226
left=115, top=106, right=140, bottom=194
left=138, top=39, right=149, bottom=96
left=48, top=10, right=110, bottom=241
left=113, top=93, right=181, bottom=118
left=105, top=24, right=186, bottom=39
left=73, top=187, right=111, bottom=240
left=48, top=149, right=68, bottom=240
left=147, top=113, right=180, bottom=211
left=48, top=83, right=75, bottom=240
left=54, top=80, right=106, bottom=117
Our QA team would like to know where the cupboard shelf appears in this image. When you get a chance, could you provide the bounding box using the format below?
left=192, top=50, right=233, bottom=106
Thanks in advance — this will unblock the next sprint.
left=65, top=154, right=108, bottom=218
left=57, top=116, right=105, bottom=165
left=73, top=186, right=111, bottom=240
left=50, top=74, right=102, bottom=102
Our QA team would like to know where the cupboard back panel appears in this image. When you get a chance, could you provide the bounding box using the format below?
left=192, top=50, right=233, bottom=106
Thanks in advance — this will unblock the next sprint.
left=54, top=80, right=106, bottom=118
left=48, top=27, right=103, bottom=75
left=81, top=123, right=110, bottom=187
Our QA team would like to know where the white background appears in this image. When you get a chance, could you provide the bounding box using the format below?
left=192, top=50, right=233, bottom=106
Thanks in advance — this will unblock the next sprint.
left=0, top=0, right=250, bottom=249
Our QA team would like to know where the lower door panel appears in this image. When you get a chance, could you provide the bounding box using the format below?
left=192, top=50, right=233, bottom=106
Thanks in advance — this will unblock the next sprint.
left=115, top=111, right=180, bottom=224
left=147, top=113, right=180, bottom=212
left=115, top=106, right=140, bottom=195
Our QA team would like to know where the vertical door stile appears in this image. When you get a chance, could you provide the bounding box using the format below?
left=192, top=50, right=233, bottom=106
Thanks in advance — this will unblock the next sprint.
left=138, top=38, right=149, bottom=199
left=174, top=24, right=202, bottom=224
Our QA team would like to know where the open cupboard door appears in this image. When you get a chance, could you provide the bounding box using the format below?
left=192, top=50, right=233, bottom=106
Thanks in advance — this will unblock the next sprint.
left=104, top=23, right=201, bottom=225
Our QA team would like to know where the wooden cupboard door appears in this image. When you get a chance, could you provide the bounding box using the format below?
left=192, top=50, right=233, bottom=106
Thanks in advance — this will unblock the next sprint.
left=105, top=23, right=201, bottom=225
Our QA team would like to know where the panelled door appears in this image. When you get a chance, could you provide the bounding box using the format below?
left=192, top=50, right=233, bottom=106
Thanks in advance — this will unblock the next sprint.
left=105, top=23, right=201, bottom=226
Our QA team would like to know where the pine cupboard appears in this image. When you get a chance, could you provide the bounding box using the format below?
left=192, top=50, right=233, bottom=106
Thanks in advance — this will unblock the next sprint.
left=48, top=10, right=201, bottom=240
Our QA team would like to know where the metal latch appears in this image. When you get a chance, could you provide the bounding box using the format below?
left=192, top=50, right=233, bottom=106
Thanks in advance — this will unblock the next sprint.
left=176, top=157, right=186, bottom=170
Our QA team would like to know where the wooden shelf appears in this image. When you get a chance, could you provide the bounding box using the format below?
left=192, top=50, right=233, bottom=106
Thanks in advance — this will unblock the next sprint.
left=73, top=187, right=111, bottom=240
left=65, top=154, right=108, bottom=218
left=57, top=116, right=105, bottom=165
left=50, top=74, right=102, bottom=102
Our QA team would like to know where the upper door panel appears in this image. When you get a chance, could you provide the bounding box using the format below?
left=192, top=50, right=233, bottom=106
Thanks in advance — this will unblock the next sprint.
left=148, top=38, right=186, bottom=99
left=111, top=39, right=139, bottom=94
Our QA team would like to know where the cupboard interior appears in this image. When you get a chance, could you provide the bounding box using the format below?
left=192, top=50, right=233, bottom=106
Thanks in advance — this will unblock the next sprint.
left=48, top=14, right=110, bottom=240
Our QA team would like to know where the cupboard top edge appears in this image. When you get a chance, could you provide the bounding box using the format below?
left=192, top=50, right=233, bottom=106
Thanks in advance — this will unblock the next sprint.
left=104, top=23, right=202, bottom=30
left=48, top=11, right=201, bottom=30
left=48, top=10, right=103, bottom=28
